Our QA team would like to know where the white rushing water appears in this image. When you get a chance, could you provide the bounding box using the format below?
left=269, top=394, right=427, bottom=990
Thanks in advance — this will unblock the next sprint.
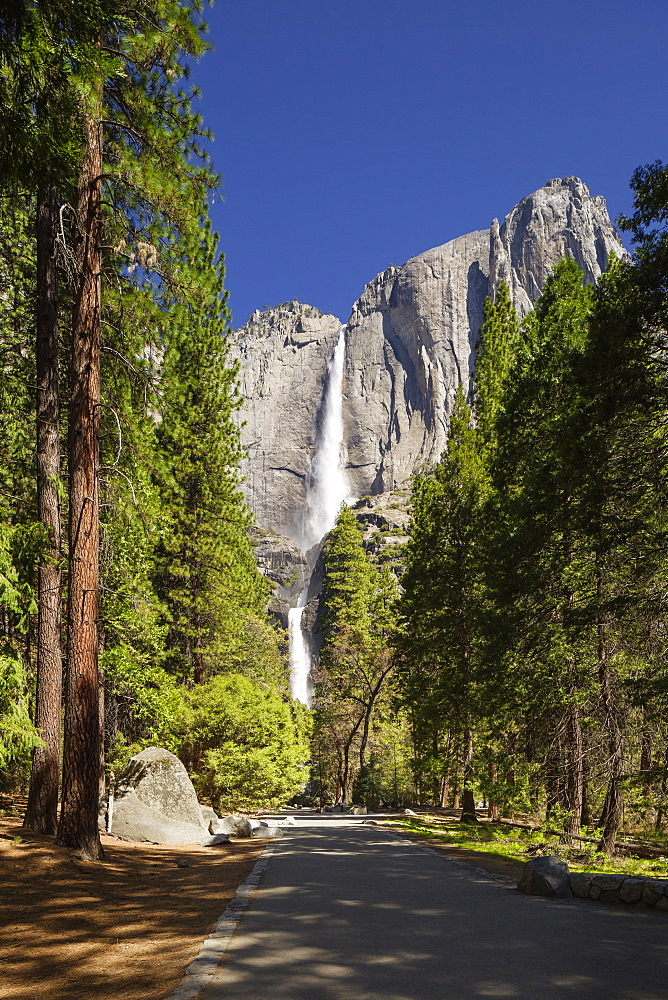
left=302, top=326, right=350, bottom=552
left=288, top=325, right=351, bottom=706
left=288, top=588, right=311, bottom=705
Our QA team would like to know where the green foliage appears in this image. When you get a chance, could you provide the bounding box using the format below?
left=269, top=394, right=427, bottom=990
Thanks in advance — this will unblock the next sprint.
left=153, top=216, right=273, bottom=683
left=314, top=504, right=400, bottom=804
left=0, top=524, right=42, bottom=789
left=475, top=281, right=519, bottom=448
left=0, top=2, right=294, bottom=807
left=0, top=654, right=42, bottom=791
left=395, top=385, right=488, bottom=801
left=171, top=674, right=311, bottom=812
left=320, top=505, right=375, bottom=644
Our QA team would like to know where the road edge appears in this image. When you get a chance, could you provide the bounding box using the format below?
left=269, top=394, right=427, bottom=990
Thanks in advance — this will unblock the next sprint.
left=162, top=842, right=276, bottom=1000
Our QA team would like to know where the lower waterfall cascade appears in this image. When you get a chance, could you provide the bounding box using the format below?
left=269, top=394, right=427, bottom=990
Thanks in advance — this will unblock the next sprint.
left=287, top=588, right=311, bottom=705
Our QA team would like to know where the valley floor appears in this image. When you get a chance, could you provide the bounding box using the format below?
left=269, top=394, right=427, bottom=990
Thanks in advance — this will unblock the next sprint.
left=0, top=813, right=262, bottom=1000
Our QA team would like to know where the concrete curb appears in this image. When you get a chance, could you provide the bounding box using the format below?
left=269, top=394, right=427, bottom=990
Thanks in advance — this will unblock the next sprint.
left=163, top=843, right=276, bottom=1000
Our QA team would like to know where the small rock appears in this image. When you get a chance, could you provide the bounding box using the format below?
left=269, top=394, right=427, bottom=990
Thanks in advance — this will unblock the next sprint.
left=619, top=877, right=645, bottom=904
left=250, top=825, right=283, bottom=839
left=363, top=820, right=379, bottom=826
left=569, top=872, right=595, bottom=898
left=642, top=880, right=668, bottom=907
left=404, top=809, right=417, bottom=816
left=591, top=874, right=626, bottom=892
left=590, top=885, right=602, bottom=900
left=351, top=806, right=367, bottom=815
left=517, top=856, right=572, bottom=899
left=655, top=896, right=668, bottom=913
left=176, top=858, right=190, bottom=868
left=200, top=833, right=231, bottom=847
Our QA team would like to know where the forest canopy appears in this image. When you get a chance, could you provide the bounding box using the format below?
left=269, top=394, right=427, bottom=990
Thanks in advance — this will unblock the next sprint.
left=0, top=0, right=307, bottom=857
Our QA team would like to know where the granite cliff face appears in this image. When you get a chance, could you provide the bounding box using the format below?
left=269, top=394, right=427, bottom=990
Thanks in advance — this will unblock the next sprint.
left=233, top=178, right=626, bottom=540
left=232, top=302, right=342, bottom=540
left=343, top=177, right=626, bottom=498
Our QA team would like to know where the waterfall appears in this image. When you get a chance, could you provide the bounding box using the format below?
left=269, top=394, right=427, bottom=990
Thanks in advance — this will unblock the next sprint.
left=288, top=325, right=350, bottom=706
left=288, top=588, right=311, bottom=705
left=302, top=325, right=350, bottom=552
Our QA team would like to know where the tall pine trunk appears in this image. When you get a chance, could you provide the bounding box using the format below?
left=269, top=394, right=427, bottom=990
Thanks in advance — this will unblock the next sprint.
left=57, top=107, right=104, bottom=860
left=596, top=565, right=623, bottom=856
left=460, top=728, right=478, bottom=822
left=487, top=759, right=499, bottom=820
left=564, top=702, right=584, bottom=837
left=25, top=186, right=63, bottom=836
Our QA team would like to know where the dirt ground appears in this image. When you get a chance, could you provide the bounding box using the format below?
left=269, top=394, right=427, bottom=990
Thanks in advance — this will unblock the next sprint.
left=0, top=814, right=264, bottom=1000
left=0, top=809, right=524, bottom=1000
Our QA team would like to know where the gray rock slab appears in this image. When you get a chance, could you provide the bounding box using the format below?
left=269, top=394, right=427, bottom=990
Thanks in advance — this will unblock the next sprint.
left=591, top=874, right=626, bottom=892
left=201, top=834, right=231, bottom=847
left=643, top=880, right=668, bottom=906
left=517, top=856, right=572, bottom=898
left=251, top=824, right=283, bottom=839
left=212, top=816, right=253, bottom=838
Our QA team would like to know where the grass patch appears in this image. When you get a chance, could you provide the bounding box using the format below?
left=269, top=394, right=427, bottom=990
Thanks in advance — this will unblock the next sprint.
left=387, top=817, right=668, bottom=877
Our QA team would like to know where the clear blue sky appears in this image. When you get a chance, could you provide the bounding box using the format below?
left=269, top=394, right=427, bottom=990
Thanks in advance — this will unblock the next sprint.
left=190, top=0, right=667, bottom=328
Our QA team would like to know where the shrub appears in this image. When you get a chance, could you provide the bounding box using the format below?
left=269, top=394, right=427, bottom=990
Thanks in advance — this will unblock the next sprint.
left=174, top=673, right=311, bottom=812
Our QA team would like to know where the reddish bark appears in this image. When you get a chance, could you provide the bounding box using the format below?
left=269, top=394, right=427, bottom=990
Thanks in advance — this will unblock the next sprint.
left=25, top=185, right=63, bottom=836
left=57, top=108, right=104, bottom=861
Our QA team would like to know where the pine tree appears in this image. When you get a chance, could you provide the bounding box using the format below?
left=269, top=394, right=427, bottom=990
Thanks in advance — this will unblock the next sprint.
left=316, top=505, right=398, bottom=804
left=475, top=281, right=519, bottom=450
left=396, top=385, right=488, bottom=820
left=0, top=198, right=44, bottom=791
left=0, top=4, right=88, bottom=834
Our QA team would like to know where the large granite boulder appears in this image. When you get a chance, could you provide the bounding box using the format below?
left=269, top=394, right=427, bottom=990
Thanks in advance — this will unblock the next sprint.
left=518, top=856, right=572, bottom=899
left=108, top=747, right=208, bottom=846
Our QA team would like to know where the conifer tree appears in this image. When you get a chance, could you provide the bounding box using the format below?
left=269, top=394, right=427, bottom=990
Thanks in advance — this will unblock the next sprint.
left=316, top=505, right=398, bottom=804
left=154, top=216, right=270, bottom=684
left=396, top=386, right=488, bottom=820
left=486, top=259, right=596, bottom=835
left=475, top=281, right=519, bottom=450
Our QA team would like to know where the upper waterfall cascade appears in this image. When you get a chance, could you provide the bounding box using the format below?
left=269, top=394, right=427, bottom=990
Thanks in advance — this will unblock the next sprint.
left=288, top=325, right=351, bottom=705
left=302, top=325, right=350, bottom=552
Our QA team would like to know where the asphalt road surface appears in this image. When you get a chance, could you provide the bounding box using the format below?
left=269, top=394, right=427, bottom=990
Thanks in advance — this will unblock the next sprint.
left=199, top=815, right=668, bottom=1000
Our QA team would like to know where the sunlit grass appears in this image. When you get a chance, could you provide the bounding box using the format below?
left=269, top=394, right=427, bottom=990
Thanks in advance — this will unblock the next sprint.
left=388, top=817, right=668, bottom=877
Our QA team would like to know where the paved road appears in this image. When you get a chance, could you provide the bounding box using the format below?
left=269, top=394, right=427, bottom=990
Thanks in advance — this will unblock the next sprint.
left=200, top=816, right=668, bottom=1000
